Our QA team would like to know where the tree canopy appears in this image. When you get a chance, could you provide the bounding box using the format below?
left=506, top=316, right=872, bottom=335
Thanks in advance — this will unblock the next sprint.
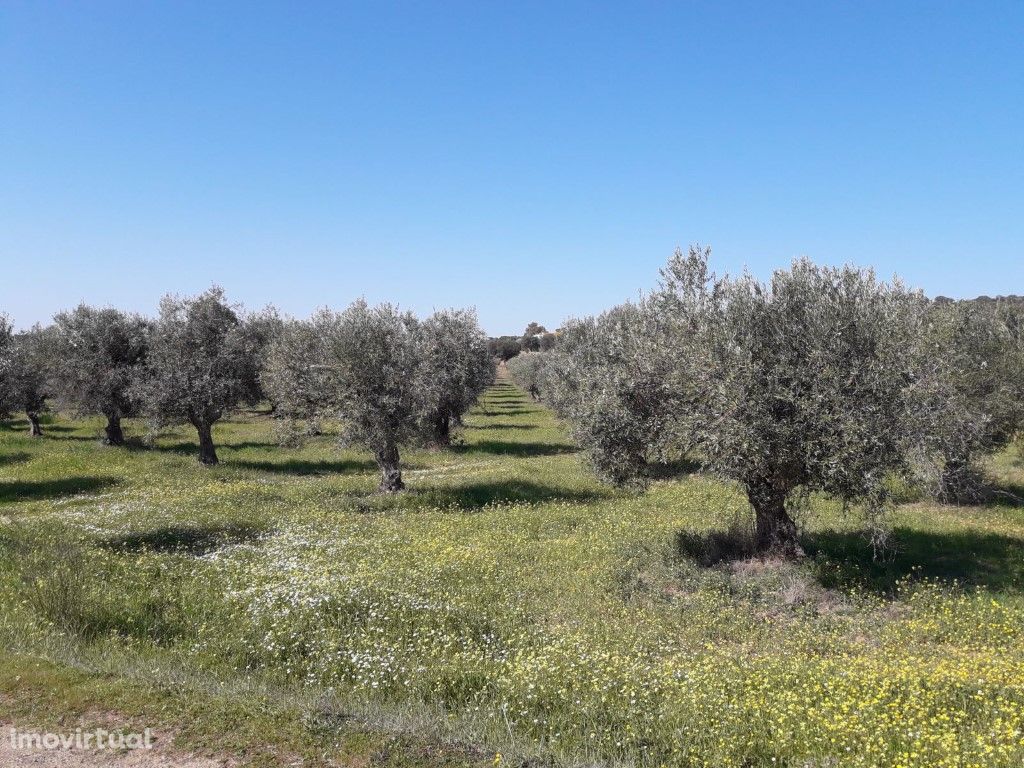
left=548, top=248, right=932, bottom=557
left=134, top=287, right=256, bottom=464
left=50, top=305, right=150, bottom=445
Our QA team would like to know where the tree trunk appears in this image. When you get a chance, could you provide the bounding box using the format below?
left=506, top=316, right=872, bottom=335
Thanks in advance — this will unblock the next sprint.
left=26, top=411, right=43, bottom=437
left=196, top=421, right=219, bottom=465
left=937, top=457, right=985, bottom=504
left=749, top=485, right=804, bottom=559
left=432, top=412, right=451, bottom=448
left=376, top=443, right=404, bottom=493
left=104, top=414, right=125, bottom=446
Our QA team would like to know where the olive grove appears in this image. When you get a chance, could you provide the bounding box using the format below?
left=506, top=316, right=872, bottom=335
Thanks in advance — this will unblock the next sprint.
left=3, top=255, right=1019, bottom=518
left=259, top=302, right=493, bottom=486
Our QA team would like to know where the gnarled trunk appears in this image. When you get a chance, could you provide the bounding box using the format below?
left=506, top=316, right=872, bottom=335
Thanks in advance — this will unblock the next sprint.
left=196, top=421, right=218, bottom=465
left=104, top=414, right=125, bottom=446
left=376, top=443, right=404, bottom=493
left=26, top=411, right=43, bottom=437
left=748, top=482, right=804, bottom=559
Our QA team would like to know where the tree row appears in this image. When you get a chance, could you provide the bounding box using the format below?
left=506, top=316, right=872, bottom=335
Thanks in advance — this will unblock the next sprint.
left=0, top=289, right=494, bottom=492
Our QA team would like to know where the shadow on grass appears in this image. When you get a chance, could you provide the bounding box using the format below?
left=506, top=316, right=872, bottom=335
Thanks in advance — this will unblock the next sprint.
left=41, top=431, right=103, bottom=442
left=149, top=439, right=280, bottom=456
left=417, top=479, right=607, bottom=510
left=673, top=524, right=1024, bottom=595
left=806, top=527, right=1024, bottom=594
left=646, top=458, right=701, bottom=481
left=101, top=522, right=266, bottom=555
left=469, top=423, right=537, bottom=431
left=454, top=440, right=576, bottom=457
left=0, top=452, right=31, bottom=468
left=0, top=476, right=119, bottom=504
left=2, top=421, right=98, bottom=441
left=478, top=411, right=538, bottom=419
left=987, top=481, right=1024, bottom=507
left=675, top=528, right=755, bottom=567
left=233, top=457, right=377, bottom=475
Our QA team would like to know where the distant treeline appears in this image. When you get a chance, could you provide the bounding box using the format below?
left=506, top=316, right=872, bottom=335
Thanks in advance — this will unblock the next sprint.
left=938, top=294, right=1024, bottom=305
left=487, top=322, right=557, bottom=360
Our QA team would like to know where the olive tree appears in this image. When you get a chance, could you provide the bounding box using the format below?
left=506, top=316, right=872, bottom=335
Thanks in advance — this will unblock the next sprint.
left=0, top=315, right=13, bottom=419
left=419, top=308, right=494, bottom=446
left=243, top=305, right=285, bottom=409
left=553, top=248, right=925, bottom=558
left=506, top=351, right=552, bottom=401
left=488, top=336, right=522, bottom=361
left=909, top=299, right=1024, bottom=502
left=135, top=288, right=255, bottom=464
left=260, top=313, right=338, bottom=443
left=50, top=305, right=149, bottom=445
left=544, top=303, right=692, bottom=486
left=0, top=324, right=53, bottom=437
left=322, top=300, right=429, bottom=492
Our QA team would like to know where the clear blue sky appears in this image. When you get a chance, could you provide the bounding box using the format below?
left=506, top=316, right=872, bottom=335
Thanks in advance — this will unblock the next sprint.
left=2, top=1, right=1022, bottom=335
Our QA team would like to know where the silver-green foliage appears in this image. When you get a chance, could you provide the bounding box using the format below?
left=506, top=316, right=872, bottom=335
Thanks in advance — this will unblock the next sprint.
left=320, top=300, right=429, bottom=492
left=543, top=304, right=690, bottom=486
left=419, top=308, right=494, bottom=445
left=260, top=313, right=338, bottom=443
left=134, top=287, right=256, bottom=464
left=50, top=305, right=150, bottom=445
left=505, top=351, right=552, bottom=401
left=261, top=302, right=495, bottom=489
left=0, top=314, right=14, bottom=418
left=910, top=300, right=1024, bottom=502
left=550, top=247, right=928, bottom=556
left=242, top=305, right=285, bottom=407
left=0, top=321, right=52, bottom=436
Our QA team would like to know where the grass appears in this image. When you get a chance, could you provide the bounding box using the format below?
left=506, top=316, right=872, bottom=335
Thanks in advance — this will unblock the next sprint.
left=1, top=376, right=1023, bottom=766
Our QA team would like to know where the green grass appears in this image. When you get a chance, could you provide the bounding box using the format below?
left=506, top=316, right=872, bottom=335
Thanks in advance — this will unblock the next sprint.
left=1, top=378, right=1024, bottom=767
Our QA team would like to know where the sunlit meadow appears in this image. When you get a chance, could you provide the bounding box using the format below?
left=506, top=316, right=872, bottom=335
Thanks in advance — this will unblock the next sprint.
left=2, top=376, right=1023, bottom=767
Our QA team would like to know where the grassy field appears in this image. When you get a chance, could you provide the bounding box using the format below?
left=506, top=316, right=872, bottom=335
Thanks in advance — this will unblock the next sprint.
left=2, top=375, right=1024, bottom=767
